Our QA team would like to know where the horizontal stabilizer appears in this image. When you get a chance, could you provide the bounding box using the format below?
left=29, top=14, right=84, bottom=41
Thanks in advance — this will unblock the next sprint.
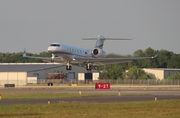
left=82, top=38, right=132, bottom=40
left=82, top=35, right=132, bottom=49
left=82, top=35, right=132, bottom=40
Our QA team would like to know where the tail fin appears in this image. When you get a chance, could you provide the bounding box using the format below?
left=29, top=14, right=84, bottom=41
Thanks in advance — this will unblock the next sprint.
left=95, top=35, right=106, bottom=49
left=82, top=35, right=132, bottom=49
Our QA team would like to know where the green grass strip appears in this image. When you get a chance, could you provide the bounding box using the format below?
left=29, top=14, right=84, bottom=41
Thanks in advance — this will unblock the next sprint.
left=0, top=93, right=150, bottom=100
left=0, top=100, right=180, bottom=118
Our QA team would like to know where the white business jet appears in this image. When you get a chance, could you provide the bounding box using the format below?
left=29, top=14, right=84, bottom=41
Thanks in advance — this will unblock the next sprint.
left=23, top=35, right=160, bottom=71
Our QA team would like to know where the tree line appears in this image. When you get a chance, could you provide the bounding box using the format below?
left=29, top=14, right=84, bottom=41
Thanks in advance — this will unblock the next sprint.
left=98, top=47, right=180, bottom=80
left=0, top=47, right=180, bottom=80
left=0, top=52, right=51, bottom=63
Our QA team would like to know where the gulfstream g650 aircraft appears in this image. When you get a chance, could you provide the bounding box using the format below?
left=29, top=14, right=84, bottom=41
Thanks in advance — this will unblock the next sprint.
left=23, top=35, right=160, bottom=71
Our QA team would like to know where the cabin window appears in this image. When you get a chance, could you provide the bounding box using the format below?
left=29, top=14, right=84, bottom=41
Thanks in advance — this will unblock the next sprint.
left=50, top=44, right=60, bottom=47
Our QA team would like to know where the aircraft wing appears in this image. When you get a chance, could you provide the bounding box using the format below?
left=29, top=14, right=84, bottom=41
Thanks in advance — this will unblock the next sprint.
left=74, top=50, right=160, bottom=65
left=23, top=55, right=64, bottom=63
left=23, top=49, right=64, bottom=63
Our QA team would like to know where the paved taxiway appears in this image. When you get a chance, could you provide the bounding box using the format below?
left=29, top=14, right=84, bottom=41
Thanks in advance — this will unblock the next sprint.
left=1, top=89, right=180, bottom=95
left=0, top=95, right=180, bottom=105
left=0, top=89, right=179, bottom=105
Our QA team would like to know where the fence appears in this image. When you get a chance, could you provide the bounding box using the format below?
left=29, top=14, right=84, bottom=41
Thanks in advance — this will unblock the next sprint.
left=27, top=79, right=180, bottom=86
left=76, top=79, right=180, bottom=85
left=1, top=79, right=180, bottom=86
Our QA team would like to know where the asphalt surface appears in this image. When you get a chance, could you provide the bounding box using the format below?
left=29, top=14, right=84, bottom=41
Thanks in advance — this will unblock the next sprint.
left=0, top=95, right=180, bottom=105
left=0, top=89, right=180, bottom=105
left=0, top=89, right=180, bottom=95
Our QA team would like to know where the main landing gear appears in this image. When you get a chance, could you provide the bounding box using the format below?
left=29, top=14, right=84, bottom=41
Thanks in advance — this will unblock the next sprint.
left=66, top=62, right=72, bottom=71
left=86, top=63, right=92, bottom=71
left=65, top=62, right=97, bottom=71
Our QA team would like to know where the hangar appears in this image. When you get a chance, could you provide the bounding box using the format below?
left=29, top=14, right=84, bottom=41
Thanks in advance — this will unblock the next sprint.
left=143, top=68, right=180, bottom=80
left=0, top=63, right=99, bottom=86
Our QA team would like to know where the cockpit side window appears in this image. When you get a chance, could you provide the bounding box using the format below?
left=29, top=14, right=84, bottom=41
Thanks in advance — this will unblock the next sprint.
left=50, top=44, right=60, bottom=47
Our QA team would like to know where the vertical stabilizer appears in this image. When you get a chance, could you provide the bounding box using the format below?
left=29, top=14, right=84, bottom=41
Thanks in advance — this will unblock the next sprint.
left=94, top=35, right=106, bottom=49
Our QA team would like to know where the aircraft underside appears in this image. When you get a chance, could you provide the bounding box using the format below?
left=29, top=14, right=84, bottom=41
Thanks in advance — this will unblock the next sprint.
left=54, top=61, right=94, bottom=71
left=51, top=54, right=95, bottom=71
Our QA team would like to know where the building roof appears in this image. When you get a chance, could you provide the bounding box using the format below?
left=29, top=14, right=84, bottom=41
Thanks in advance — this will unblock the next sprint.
left=143, top=68, right=180, bottom=71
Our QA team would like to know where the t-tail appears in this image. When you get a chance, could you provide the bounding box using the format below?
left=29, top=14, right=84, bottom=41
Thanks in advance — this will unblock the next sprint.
left=95, top=35, right=106, bottom=49
left=82, top=35, right=132, bottom=49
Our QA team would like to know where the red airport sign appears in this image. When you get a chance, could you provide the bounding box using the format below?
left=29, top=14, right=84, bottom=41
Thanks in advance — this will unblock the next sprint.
left=95, top=83, right=110, bottom=89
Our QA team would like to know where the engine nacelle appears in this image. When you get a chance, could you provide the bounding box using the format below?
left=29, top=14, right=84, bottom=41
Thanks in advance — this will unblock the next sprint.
left=91, top=48, right=106, bottom=58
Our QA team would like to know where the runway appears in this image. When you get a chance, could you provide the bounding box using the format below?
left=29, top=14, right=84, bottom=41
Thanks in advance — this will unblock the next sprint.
left=1, top=88, right=180, bottom=95
left=0, top=89, right=180, bottom=105
left=0, top=95, right=180, bottom=105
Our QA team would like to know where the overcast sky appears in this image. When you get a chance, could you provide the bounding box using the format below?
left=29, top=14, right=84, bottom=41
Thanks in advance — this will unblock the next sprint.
left=0, top=0, right=180, bottom=55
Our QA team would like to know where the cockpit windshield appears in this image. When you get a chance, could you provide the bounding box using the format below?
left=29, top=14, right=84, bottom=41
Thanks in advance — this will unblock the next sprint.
left=50, top=44, right=60, bottom=47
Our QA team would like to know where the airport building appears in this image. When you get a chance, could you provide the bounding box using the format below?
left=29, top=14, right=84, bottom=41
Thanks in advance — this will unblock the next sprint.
left=0, top=63, right=99, bottom=86
left=143, top=68, right=180, bottom=80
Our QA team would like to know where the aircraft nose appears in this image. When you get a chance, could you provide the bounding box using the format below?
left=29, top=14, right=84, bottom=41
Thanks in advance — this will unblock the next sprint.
left=47, top=47, right=51, bottom=52
left=47, top=46, right=57, bottom=52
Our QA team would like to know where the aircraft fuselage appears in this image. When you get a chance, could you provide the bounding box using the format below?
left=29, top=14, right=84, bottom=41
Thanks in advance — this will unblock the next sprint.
left=47, top=43, right=107, bottom=60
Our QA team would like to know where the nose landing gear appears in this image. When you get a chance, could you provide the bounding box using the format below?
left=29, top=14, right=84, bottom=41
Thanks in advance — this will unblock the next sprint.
left=51, top=54, right=55, bottom=62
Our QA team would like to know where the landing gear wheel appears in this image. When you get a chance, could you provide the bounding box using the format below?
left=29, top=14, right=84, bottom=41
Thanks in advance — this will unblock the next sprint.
left=69, top=65, right=72, bottom=70
left=66, top=66, right=68, bottom=70
left=51, top=54, right=55, bottom=62
left=51, top=58, right=54, bottom=62
left=66, top=65, right=72, bottom=71
left=86, top=64, right=92, bottom=71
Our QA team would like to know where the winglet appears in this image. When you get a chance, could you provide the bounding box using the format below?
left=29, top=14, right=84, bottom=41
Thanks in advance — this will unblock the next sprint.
left=23, top=48, right=26, bottom=57
left=151, top=49, right=162, bottom=59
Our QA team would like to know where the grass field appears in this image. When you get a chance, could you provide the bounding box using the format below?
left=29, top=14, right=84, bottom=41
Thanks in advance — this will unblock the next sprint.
left=0, top=93, right=113, bottom=99
left=0, top=90, right=179, bottom=118
left=0, top=100, right=180, bottom=118
left=0, top=93, right=150, bottom=99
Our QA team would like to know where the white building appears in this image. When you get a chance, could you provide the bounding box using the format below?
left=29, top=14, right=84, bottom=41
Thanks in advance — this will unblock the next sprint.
left=143, top=68, right=180, bottom=80
left=0, top=63, right=99, bottom=86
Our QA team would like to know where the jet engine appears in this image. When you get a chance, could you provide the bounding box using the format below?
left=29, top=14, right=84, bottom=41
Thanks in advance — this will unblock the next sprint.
left=91, top=48, right=106, bottom=58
